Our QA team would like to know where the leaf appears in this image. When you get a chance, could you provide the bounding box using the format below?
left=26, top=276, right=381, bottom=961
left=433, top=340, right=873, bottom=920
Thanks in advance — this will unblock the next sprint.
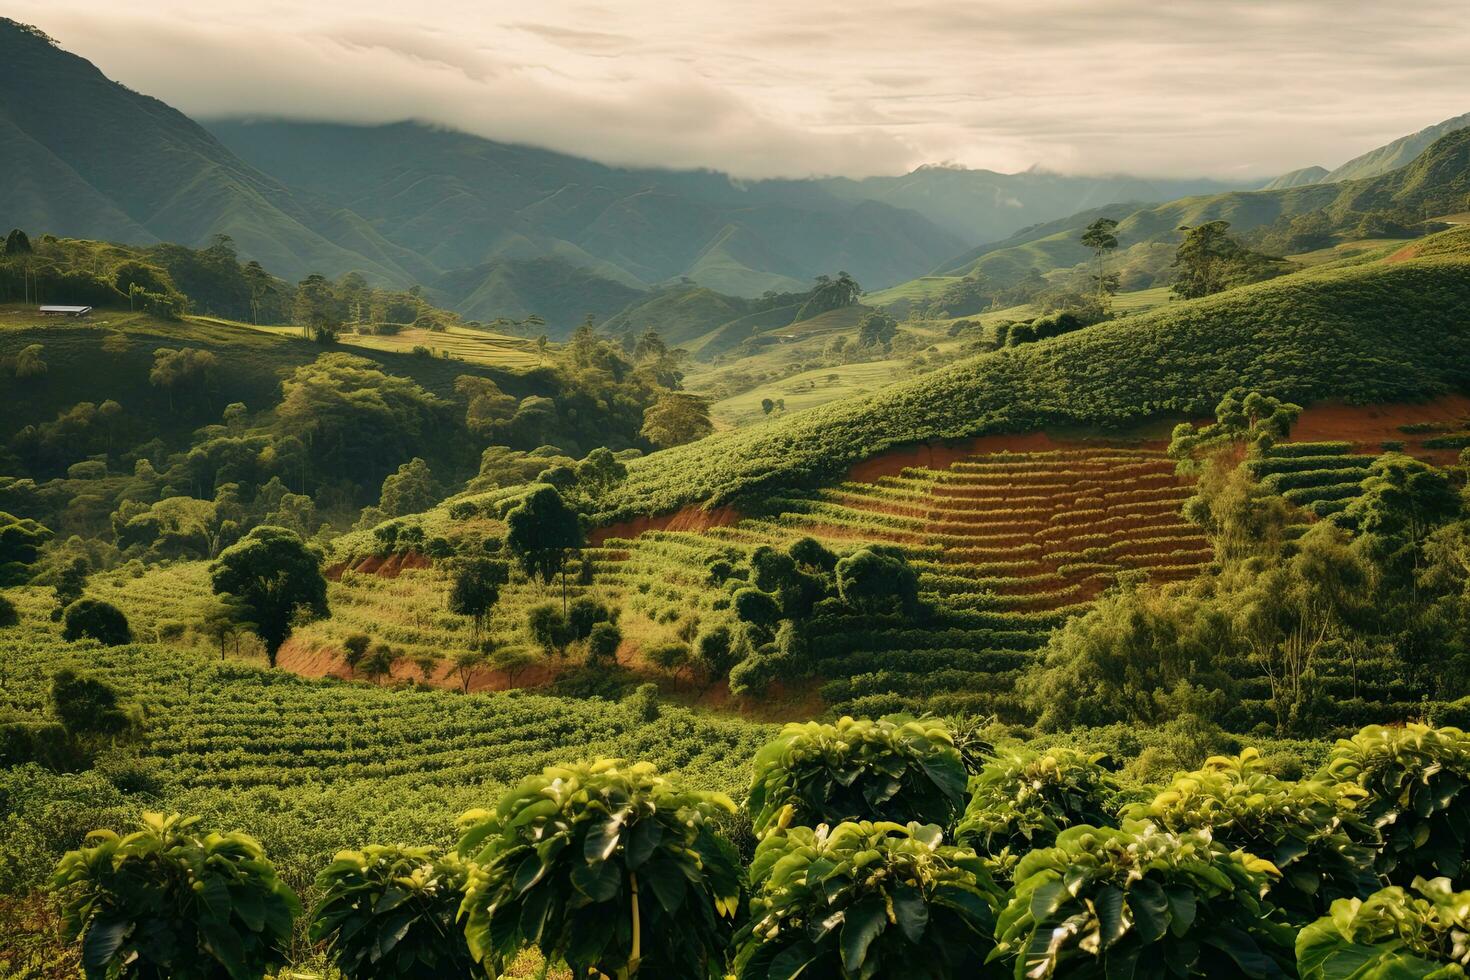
left=624, top=817, right=663, bottom=870
left=640, top=856, right=688, bottom=915
left=1096, top=885, right=1128, bottom=949
left=81, top=917, right=131, bottom=973
left=891, top=884, right=929, bottom=943
left=1127, top=879, right=1169, bottom=944
left=768, top=940, right=821, bottom=980
left=840, top=898, right=887, bottom=973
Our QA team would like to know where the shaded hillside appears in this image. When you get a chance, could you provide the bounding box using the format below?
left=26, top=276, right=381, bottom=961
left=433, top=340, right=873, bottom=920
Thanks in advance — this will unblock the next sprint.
left=0, top=19, right=426, bottom=285
left=925, top=129, right=1470, bottom=290
left=429, top=256, right=646, bottom=332
left=595, top=233, right=1470, bottom=520
left=1261, top=166, right=1328, bottom=190
left=207, top=119, right=967, bottom=297
left=826, top=166, right=1244, bottom=242
left=1324, top=111, right=1470, bottom=182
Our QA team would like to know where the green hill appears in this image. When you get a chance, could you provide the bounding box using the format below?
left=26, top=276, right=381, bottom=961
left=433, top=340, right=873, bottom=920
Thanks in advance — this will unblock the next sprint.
left=0, top=20, right=428, bottom=286
left=594, top=229, right=1470, bottom=521
left=428, top=256, right=646, bottom=334
left=1260, top=166, right=1329, bottom=190
left=1323, top=111, right=1470, bottom=182
left=919, top=128, right=1470, bottom=296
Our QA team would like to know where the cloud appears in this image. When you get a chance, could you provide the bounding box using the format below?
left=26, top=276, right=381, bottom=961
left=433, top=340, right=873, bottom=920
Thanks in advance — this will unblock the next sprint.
left=11, top=0, right=1470, bottom=179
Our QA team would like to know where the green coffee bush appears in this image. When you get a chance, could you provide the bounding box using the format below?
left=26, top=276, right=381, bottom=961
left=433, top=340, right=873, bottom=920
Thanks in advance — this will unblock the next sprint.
left=1318, top=723, right=1470, bottom=884
left=457, top=759, right=743, bottom=978
left=747, top=715, right=967, bottom=835
left=52, top=812, right=299, bottom=979
left=994, top=822, right=1292, bottom=978
left=1296, top=876, right=1470, bottom=978
left=736, top=820, right=1000, bottom=979
left=1126, top=748, right=1379, bottom=918
left=310, top=844, right=475, bottom=979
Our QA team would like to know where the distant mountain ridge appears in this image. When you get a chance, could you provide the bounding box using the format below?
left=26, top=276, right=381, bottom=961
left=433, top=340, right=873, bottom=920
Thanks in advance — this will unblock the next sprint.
left=1257, top=112, right=1470, bottom=190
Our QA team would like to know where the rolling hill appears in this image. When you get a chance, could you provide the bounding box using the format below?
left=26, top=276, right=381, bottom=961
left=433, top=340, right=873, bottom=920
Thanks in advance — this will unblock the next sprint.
left=0, top=19, right=428, bottom=286
left=1323, top=110, right=1470, bottom=182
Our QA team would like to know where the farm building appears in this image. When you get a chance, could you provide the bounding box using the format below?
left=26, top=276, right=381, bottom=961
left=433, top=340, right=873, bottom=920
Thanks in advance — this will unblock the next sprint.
left=39, top=305, right=93, bottom=317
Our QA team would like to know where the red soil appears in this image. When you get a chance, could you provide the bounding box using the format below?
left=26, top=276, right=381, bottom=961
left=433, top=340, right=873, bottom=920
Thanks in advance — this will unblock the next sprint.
left=326, top=551, right=431, bottom=581
left=845, top=431, right=1157, bottom=483
left=589, top=504, right=742, bottom=545
left=1290, top=395, right=1470, bottom=463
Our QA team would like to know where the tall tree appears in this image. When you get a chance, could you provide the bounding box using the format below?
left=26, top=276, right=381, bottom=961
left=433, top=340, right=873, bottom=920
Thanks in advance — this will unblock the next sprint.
left=209, top=526, right=328, bottom=668
left=448, top=558, right=509, bottom=643
left=505, top=486, right=583, bottom=613
left=1080, top=217, right=1120, bottom=312
left=640, top=392, right=713, bottom=448
left=294, top=273, right=343, bottom=343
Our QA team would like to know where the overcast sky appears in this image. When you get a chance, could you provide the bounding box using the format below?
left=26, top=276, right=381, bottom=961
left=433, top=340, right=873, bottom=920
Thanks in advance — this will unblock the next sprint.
left=15, top=0, right=1470, bottom=180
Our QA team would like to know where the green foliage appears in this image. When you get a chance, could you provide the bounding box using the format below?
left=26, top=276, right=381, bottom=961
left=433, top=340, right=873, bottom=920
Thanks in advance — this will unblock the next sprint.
left=1319, top=724, right=1470, bottom=884
left=310, top=844, right=476, bottom=980
left=1169, top=387, right=1303, bottom=463
left=994, top=822, right=1292, bottom=978
left=1171, top=220, right=1288, bottom=299
left=61, top=598, right=132, bottom=646
left=209, top=526, right=328, bottom=667
left=51, top=812, right=300, bottom=980
left=1125, top=748, right=1379, bottom=918
left=50, top=669, right=138, bottom=742
left=456, top=759, right=743, bottom=977
left=747, top=715, right=967, bottom=835
left=736, top=820, right=1000, bottom=979
left=1296, top=876, right=1470, bottom=979
left=955, top=747, right=1125, bottom=875
left=504, top=485, right=583, bottom=586
left=600, top=255, right=1470, bottom=521
left=0, top=510, right=52, bottom=585
left=640, top=391, right=714, bottom=449
left=447, top=557, right=509, bottom=642
left=834, top=546, right=920, bottom=616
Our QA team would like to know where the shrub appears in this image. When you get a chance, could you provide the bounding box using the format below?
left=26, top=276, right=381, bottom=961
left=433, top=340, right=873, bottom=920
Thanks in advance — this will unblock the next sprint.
left=1318, top=723, right=1470, bottom=884
left=735, top=821, right=1000, bottom=979
left=457, top=760, right=742, bottom=978
left=587, top=620, right=623, bottom=664
left=1296, top=876, right=1470, bottom=978
left=0, top=592, right=17, bottom=628
left=51, top=812, right=299, bottom=979
left=61, top=598, right=131, bottom=646
left=993, top=822, right=1292, bottom=978
left=747, top=715, right=967, bottom=835
left=567, top=594, right=614, bottom=641
left=955, top=747, right=1125, bottom=876
left=835, top=546, right=920, bottom=615
left=342, top=632, right=371, bottom=673
left=1125, top=748, right=1378, bottom=919
left=310, top=844, right=476, bottom=979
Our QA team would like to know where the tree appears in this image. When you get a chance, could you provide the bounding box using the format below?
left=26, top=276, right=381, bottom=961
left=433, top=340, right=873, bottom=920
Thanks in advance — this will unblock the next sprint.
left=1170, top=220, right=1284, bottom=299
left=488, top=644, right=538, bottom=687
left=1080, top=217, right=1120, bottom=312
left=640, top=392, right=713, bottom=448
left=0, top=593, right=17, bottom=628
left=11, top=343, right=46, bottom=379
left=149, top=347, right=219, bottom=412
left=574, top=447, right=627, bottom=501
left=50, top=668, right=137, bottom=740
left=52, top=556, right=88, bottom=614
left=61, top=598, right=132, bottom=646
left=505, top=485, right=583, bottom=611
left=586, top=621, right=623, bottom=665
left=377, top=458, right=436, bottom=518
left=197, top=595, right=251, bottom=659
left=342, top=632, right=372, bottom=675
left=454, top=376, right=517, bottom=440
left=209, top=526, right=328, bottom=668
left=693, top=625, right=738, bottom=692
left=526, top=603, right=572, bottom=656
left=835, top=546, right=920, bottom=615
left=447, top=558, right=509, bottom=643
left=856, top=310, right=899, bottom=350
left=760, top=398, right=775, bottom=415
left=647, top=641, right=691, bottom=682
left=450, top=647, right=487, bottom=692
left=294, top=273, right=343, bottom=343
left=0, top=511, right=51, bottom=585
left=361, top=643, right=399, bottom=685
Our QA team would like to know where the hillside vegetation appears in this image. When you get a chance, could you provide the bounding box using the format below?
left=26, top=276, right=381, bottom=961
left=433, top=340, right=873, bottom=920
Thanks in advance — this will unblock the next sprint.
left=599, top=240, right=1470, bottom=520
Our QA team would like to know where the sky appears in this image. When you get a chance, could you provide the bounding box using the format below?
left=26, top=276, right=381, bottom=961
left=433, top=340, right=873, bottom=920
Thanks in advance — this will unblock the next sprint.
left=14, top=0, right=1470, bottom=180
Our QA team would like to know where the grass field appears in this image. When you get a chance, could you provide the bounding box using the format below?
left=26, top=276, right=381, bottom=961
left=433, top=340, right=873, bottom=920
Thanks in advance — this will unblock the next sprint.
left=191, top=315, right=544, bottom=369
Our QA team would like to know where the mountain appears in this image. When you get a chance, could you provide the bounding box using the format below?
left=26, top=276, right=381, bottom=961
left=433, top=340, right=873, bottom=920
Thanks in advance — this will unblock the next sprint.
left=924, top=128, right=1470, bottom=292
left=826, top=166, right=1246, bottom=243
left=428, top=256, right=645, bottom=326
left=0, top=19, right=427, bottom=286
left=206, top=119, right=968, bottom=298
left=1261, top=166, right=1328, bottom=190
left=1324, top=111, right=1470, bottom=183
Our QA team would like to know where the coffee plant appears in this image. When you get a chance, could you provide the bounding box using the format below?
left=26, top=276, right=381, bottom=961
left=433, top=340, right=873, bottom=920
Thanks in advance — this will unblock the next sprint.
left=1318, top=723, right=1470, bottom=884
left=456, top=759, right=744, bottom=978
left=1296, top=876, right=1470, bottom=978
left=747, top=715, right=967, bottom=835
left=735, top=820, right=1001, bottom=979
left=955, top=747, right=1125, bottom=877
left=51, top=812, right=299, bottom=980
left=1126, top=748, right=1380, bottom=918
left=309, top=844, right=475, bottom=979
left=993, top=822, right=1294, bottom=978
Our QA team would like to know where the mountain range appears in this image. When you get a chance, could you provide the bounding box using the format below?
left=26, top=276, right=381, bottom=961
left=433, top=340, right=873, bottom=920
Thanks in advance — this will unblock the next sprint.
left=2, top=16, right=1466, bottom=338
